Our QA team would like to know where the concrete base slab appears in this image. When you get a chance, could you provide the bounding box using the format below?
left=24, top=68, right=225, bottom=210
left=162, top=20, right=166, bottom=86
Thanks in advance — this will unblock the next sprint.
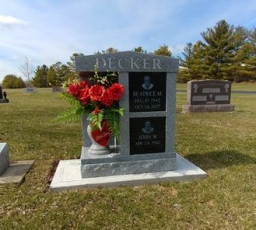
left=50, top=154, right=206, bottom=191
left=182, top=104, right=235, bottom=113
left=0, top=99, right=9, bottom=103
left=0, top=160, right=35, bottom=184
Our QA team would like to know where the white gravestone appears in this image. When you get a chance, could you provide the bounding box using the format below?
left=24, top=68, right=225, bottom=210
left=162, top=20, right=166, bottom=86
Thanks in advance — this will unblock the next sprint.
left=0, top=143, right=9, bottom=175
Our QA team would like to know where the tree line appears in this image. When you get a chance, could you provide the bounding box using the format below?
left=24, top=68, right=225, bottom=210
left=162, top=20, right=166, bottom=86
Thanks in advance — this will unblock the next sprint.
left=2, top=19, right=256, bottom=88
left=1, top=46, right=171, bottom=88
left=178, top=20, right=256, bottom=83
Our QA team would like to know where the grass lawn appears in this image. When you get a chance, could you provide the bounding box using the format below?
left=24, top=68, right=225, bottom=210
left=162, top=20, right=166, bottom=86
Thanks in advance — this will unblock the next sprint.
left=0, top=86, right=256, bottom=229
left=177, top=82, right=256, bottom=91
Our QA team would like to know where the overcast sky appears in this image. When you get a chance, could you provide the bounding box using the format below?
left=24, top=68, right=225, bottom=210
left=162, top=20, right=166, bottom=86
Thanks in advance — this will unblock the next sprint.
left=1, top=0, right=256, bottom=83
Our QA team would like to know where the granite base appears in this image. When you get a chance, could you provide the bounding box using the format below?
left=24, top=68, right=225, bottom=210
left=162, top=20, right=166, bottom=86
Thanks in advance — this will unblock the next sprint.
left=0, top=160, right=34, bottom=184
left=0, top=99, right=9, bottom=103
left=182, top=104, right=235, bottom=113
left=50, top=153, right=207, bottom=191
left=81, top=146, right=176, bottom=178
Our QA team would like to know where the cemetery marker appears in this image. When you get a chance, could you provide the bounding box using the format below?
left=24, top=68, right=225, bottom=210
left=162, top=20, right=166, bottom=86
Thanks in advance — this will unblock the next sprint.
left=182, top=80, right=235, bottom=113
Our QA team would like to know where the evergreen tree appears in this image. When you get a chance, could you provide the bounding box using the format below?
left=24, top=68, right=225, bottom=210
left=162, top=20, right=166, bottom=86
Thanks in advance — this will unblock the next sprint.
left=47, top=62, right=73, bottom=86
left=178, top=43, right=196, bottom=82
left=61, top=64, right=73, bottom=82
left=67, top=53, right=84, bottom=72
left=241, top=27, right=256, bottom=81
left=47, top=66, right=59, bottom=86
left=154, top=45, right=172, bottom=57
left=178, top=41, right=208, bottom=82
left=32, top=65, right=49, bottom=87
left=104, top=47, right=118, bottom=53
left=66, top=53, right=84, bottom=81
left=95, top=47, right=118, bottom=54
left=200, top=20, right=237, bottom=80
left=179, top=20, right=254, bottom=82
left=132, top=46, right=147, bottom=53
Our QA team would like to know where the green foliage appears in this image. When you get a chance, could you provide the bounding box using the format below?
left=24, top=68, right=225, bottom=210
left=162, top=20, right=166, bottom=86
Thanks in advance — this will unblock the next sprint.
left=55, top=93, right=85, bottom=123
left=178, top=20, right=256, bottom=83
left=55, top=107, right=83, bottom=123
left=86, top=105, right=124, bottom=139
left=47, top=66, right=58, bottom=86
left=57, top=68, right=124, bottom=139
left=66, top=53, right=84, bottom=73
left=32, top=65, right=49, bottom=87
left=95, top=47, right=118, bottom=54
left=47, top=62, right=72, bottom=86
left=200, top=20, right=237, bottom=80
left=55, top=93, right=83, bottom=122
left=240, top=27, right=256, bottom=82
left=178, top=42, right=198, bottom=82
left=66, top=53, right=84, bottom=81
left=89, top=110, right=104, bottom=130
left=90, top=69, right=118, bottom=87
left=58, top=91, right=124, bottom=139
left=2, top=74, right=25, bottom=88
left=132, top=46, right=148, bottom=53
left=154, top=45, right=172, bottom=57
left=31, top=54, right=83, bottom=88
left=103, top=107, right=124, bottom=140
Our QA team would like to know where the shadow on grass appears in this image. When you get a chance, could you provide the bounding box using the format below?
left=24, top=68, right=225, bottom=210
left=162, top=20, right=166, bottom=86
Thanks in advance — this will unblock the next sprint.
left=185, top=150, right=256, bottom=170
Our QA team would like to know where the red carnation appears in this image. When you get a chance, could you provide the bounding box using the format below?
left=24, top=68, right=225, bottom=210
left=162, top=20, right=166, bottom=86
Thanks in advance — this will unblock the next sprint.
left=108, top=83, right=124, bottom=101
left=101, top=91, right=114, bottom=107
left=67, top=83, right=80, bottom=96
left=78, top=87, right=90, bottom=105
left=89, top=85, right=105, bottom=101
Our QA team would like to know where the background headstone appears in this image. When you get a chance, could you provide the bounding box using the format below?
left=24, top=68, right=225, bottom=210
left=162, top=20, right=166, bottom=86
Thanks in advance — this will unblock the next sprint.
left=52, top=86, right=63, bottom=93
left=24, top=87, right=37, bottom=94
left=0, top=86, right=3, bottom=99
left=0, top=143, right=34, bottom=184
left=0, top=86, right=9, bottom=103
left=182, top=80, right=235, bottom=112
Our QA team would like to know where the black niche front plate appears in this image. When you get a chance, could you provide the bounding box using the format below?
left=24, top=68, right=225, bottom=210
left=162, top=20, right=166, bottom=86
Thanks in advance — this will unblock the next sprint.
left=130, top=117, right=166, bottom=154
left=129, top=72, right=166, bottom=112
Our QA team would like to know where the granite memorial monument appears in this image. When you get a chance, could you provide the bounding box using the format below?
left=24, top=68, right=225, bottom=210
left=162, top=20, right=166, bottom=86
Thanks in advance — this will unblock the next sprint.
left=24, top=87, right=37, bottom=94
left=182, top=80, right=235, bottom=113
left=75, top=51, right=179, bottom=178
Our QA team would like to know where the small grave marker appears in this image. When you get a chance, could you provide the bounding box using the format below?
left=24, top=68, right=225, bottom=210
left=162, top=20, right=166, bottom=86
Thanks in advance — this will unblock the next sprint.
left=24, top=87, right=37, bottom=93
left=52, top=86, right=63, bottom=93
left=0, top=86, right=9, bottom=103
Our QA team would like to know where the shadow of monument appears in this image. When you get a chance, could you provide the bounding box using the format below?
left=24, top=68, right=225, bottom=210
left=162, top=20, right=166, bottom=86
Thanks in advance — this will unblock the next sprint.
left=184, top=150, right=256, bottom=170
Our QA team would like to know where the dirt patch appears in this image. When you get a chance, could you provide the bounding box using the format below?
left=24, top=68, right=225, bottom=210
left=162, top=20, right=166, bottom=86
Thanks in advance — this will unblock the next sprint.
left=45, top=160, right=59, bottom=185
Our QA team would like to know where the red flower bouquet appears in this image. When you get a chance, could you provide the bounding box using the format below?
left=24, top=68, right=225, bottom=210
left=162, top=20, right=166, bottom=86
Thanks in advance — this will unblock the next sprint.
left=58, top=71, right=124, bottom=139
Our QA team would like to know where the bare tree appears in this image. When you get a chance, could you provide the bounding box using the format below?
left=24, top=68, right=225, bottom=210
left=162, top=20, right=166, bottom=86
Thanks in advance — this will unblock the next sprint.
left=20, top=57, right=34, bottom=86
